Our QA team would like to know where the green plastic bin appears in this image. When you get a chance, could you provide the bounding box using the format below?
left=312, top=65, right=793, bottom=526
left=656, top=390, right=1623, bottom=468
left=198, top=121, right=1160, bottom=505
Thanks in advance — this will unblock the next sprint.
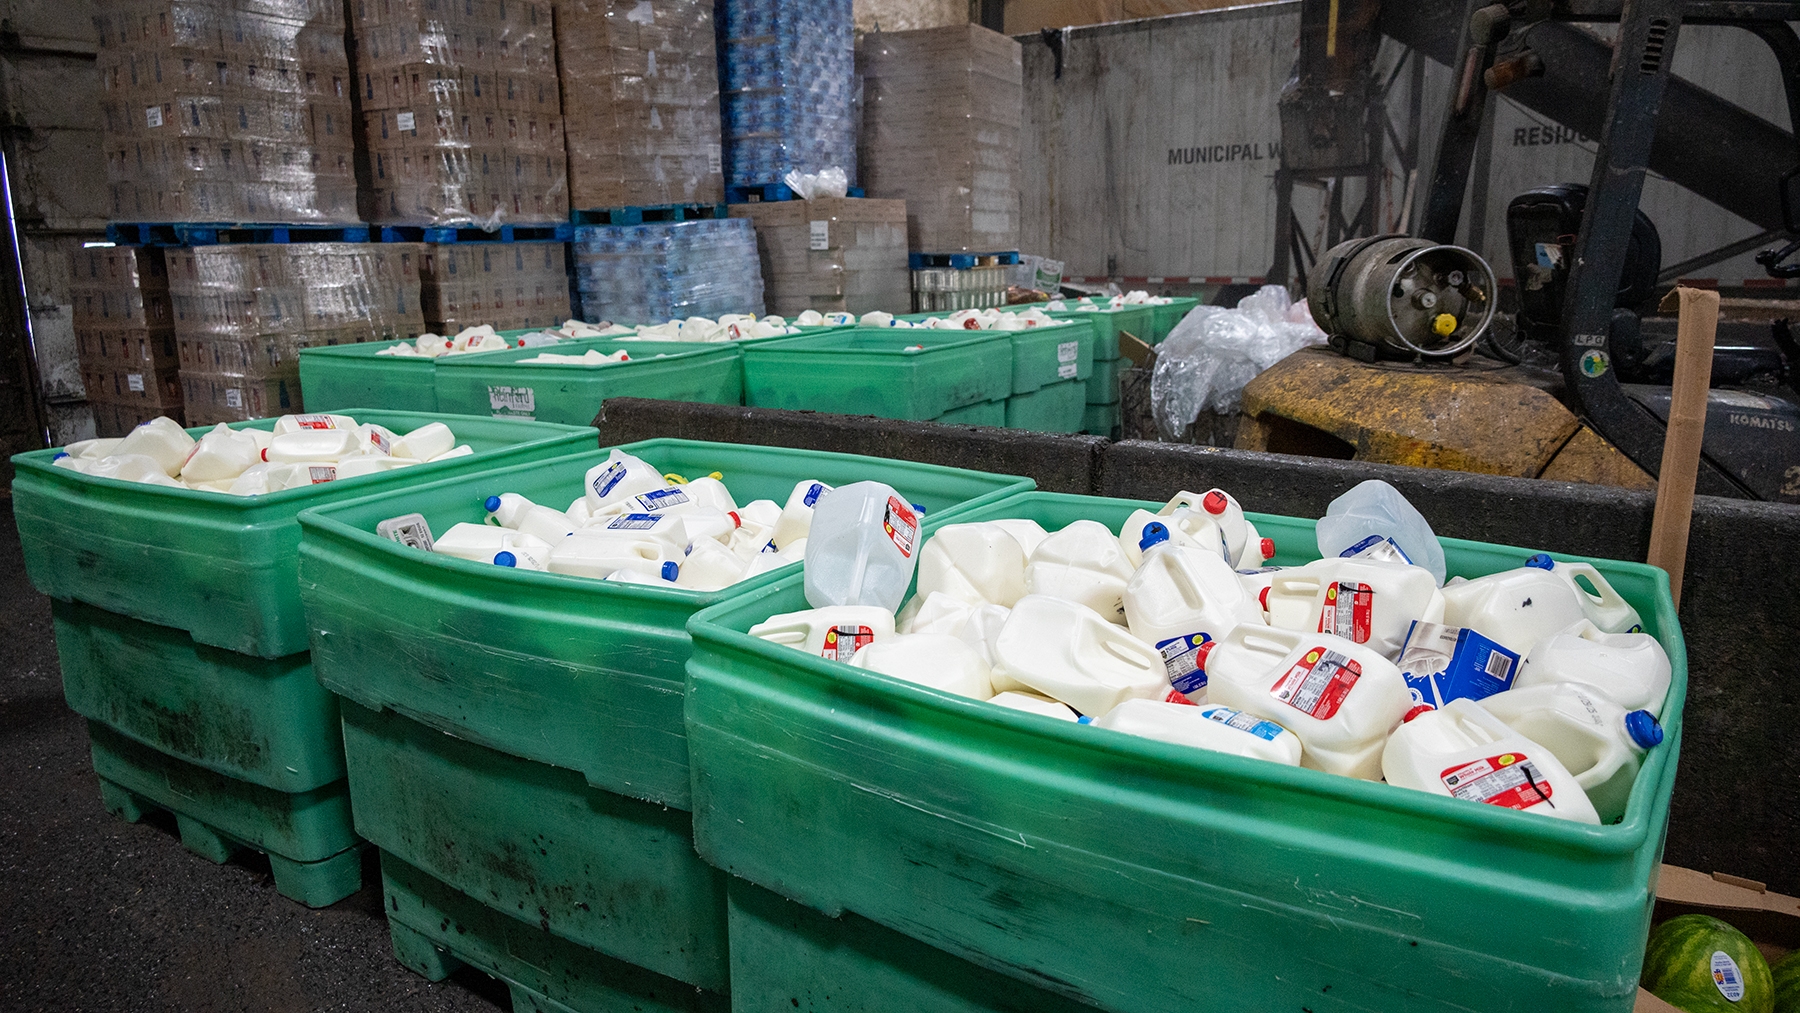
left=13, top=410, right=595, bottom=658
left=381, top=851, right=727, bottom=1013
left=1088, top=356, right=1122, bottom=404
left=297, top=439, right=1032, bottom=811
left=1006, top=301, right=1152, bottom=361
left=742, top=328, right=1013, bottom=421
left=298, top=329, right=553, bottom=413
left=933, top=399, right=1008, bottom=427
left=89, top=721, right=362, bottom=907
left=433, top=338, right=744, bottom=426
left=1150, top=296, right=1200, bottom=343
left=896, top=313, right=1097, bottom=394
left=342, top=700, right=729, bottom=991
left=1004, top=379, right=1086, bottom=433
left=683, top=490, right=1685, bottom=1013
left=1082, top=401, right=1120, bottom=438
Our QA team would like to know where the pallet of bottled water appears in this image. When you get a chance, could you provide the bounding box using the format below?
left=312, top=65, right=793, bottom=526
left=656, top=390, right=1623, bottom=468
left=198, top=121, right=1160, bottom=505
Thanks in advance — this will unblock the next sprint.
left=573, top=219, right=766, bottom=326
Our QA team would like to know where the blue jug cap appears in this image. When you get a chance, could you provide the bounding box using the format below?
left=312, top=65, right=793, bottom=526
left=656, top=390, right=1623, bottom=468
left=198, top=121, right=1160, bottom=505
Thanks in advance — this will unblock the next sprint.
left=52, top=451, right=68, bottom=461
left=1525, top=553, right=1555, bottom=570
left=661, top=560, right=679, bottom=581
left=484, top=495, right=502, bottom=513
left=1625, top=710, right=1664, bottom=749
left=1076, top=714, right=1094, bottom=725
left=912, top=503, right=927, bottom=515
left=493, top=551, right=517, bottom=568
left=1138, top=522, right=1170, bottom=551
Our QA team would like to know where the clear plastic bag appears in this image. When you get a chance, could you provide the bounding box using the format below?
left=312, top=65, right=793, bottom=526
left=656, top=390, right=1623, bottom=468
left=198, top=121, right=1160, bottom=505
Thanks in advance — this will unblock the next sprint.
left=1149, top=285, right=1326, bottom=439
left=782, top=167, right=850, bottom=200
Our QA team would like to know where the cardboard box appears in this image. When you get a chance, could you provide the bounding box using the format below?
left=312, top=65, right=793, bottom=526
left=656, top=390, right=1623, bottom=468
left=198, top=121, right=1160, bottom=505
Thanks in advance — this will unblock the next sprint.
left=1634, top=865, right=1798, bottom=1011
left=418, top=241, right=571, bottom=332
left=730, top=198, right=910, bottom=316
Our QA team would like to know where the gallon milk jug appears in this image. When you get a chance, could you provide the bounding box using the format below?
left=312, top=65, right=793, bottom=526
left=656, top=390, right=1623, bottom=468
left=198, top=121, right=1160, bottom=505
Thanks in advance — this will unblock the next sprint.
left=1024, top=520, right=1135, bottom=624
left=1119, top=511, right=1207, bottom=568
left=1237, top=567, right=1283, bottom=613
left=849, top=633, right=995, bottom=700
left=1202, top=625, right=1411, bottom=780
left=582, top=510, right=691, bottom=556
left=773, top=479, right=831, bottom=549
left=548, top=531, right=677, bottom=581
left=1124, top=543, right=1265, bottom=696
left=991, top=518, right=1048, bottom=559
left=803, top=482, right=921, bottom=612
left=900, top=591, right=974, bottom=635
left=434, top=523, right=553, bottom=569
left=679, top=476, right=738, bottom=513
left=1161, top=489, right=1249, bottom=563
left=1526, top=556, right=1644, bottom=633
left=1236, top=518, right=1275, bottom=570
left=678, top=508, right=740, bottom=547
left=392, top=422, right=457, bottom=461
left=179, top=424, right=260, bottom=483
left=916, top=522, right=1028, bottom=607
left=989, top=595, right=1167, bottom=716
left=66, top=437, right=122, bottom=460
left=583, top=449, right=667, bottom=512
left=1516, top=620, right=1672, bottom=715
left=88, top=454, right=185, bottom=487
left=1315, top=479, right=1447, bottom=585
left=226, top=463, right=272, bottom=496
left=989, top=691, right=1079, bottom=721
left=1264, top=557, right=1445, bottom=658
left=676, top=537, right=749, bottom=592
left=738, top=498, right=783, bottom=532
left=335, top=456, right=416, bottom=480
left=266, top=428, right=362, bottom=464
left=604, top=567, right=680, bottom=587
left=1440, top=564, right=1587, bottom=654
left=272, top=413, right=356, bottom=435
left=113, top=416, right=196, bottom=476
left=1094, top=699, right=1303, bottom=766
left=1479, top=683, right=1664, bottom=823
left=486, top=493, right=577, bottom=543
left=1380, top=697, right=1601, bottom=823
left=749, top=606, right=896, bottom=661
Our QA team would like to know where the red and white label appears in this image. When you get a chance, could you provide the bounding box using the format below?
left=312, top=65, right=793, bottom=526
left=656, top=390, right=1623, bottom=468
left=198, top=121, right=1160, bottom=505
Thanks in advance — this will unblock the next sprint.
left=367, top=428, right=391, bottom=454
left=882, top=497, right=918, bottom=558
left=294, top=414, right=338, bottom=430
left=307, top=465, right=338, bottom=484
left=1270, top=648, right=1361, bottom=720
left=1319, top=582, right=1374, bottom=644
left=821, top=625, right=875, bottom=661
left=1440, top=753, right=1555, bottom=811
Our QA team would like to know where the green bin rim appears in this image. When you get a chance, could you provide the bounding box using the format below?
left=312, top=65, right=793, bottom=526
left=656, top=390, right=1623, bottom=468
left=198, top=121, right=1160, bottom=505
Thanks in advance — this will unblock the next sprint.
left=685, top=488, right=1685, bottom=857
left=296, top=438, right=1036, bottom=606
left=12, top=409, right=597, bottom=507
left=743, top=327, right=1009, bottom=357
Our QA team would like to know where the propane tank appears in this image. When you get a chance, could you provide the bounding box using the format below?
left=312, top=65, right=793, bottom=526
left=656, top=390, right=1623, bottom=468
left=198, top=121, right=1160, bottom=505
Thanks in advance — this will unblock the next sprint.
left=1307, top=236, right=1497, bottom=359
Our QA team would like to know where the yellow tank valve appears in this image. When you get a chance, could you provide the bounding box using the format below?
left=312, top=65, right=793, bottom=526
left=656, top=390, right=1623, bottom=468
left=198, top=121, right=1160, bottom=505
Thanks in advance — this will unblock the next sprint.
left=1432, top=313, right=1458, bottom=337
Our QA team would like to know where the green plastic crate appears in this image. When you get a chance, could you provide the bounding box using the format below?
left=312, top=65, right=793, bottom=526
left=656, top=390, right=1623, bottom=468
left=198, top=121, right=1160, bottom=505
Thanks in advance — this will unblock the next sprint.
left=1150, top=297, right=1200, bottom=343
left=729, top=878, right=1094, bottom=1013
left=13, top=411, right=594, bottom=658
left=298, top=329, right=551, bottom=413
left=433, top=338, right=743, bottom=426
left=89, top=721, right=362, bottom=907
left=1004, top=380, right=1086, bottom=434
left=342, top=700, right=729, bottom=990
left=932, top=399, right=1007, bottom=427
left=742, top=328, right=1013, bottom=421
left=683, top=490, right=1686, bottom=1013
left=381, top=851, right=727, bottom=1013
left=1081, top=401, right=1120, bottom=438
left=895, top=314, right=1097, bottom=394
left=55, top=599, right=338, bottom=794
left=1087, top=357, right=1122, bottom=404
left=297, top=438, right=1032, bottom=810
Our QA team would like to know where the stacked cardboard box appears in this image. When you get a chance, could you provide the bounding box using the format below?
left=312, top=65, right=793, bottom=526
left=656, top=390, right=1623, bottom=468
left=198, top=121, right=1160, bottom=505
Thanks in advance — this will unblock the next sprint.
left=354, top=0, right=567, bottom=226
left=170, top=243, right=426, bottom=423
left=70, top=246, right=184, bottom=436
left=859, top=24, right=1023, bottom=254
left=420, top=242, right=571, bottom=333
left=717, top=0, right=856, bottom=188
left=94, top=0, right=359, bottom=223
left=729, top=198, right=909, bottom=317
left=556, top=0, right=724, bottom=211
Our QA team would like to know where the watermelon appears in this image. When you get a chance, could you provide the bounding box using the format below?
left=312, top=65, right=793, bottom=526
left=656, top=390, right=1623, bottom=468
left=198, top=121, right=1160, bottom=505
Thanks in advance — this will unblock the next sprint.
left=1642, top=915, right=1774, bottom=1013
left=1772, top=950, right=1800, bottom=1013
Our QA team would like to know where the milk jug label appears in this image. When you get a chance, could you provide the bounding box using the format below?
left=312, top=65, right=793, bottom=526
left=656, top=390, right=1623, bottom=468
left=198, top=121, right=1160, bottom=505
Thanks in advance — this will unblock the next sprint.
left=1319, top=582, right=1374, bottom=643
left=636, top=487, right=688, bottom=512
left=1397, top=622, right=1517, bottom=709
left=1440, top=753, right=1555, bottom=811
left=606, top=513, right=661, bottom=531
left=802, top=482, right=825, bottom=507
left=882, top=497, right=918, bottom=558
left=367, top=428, right=391, bottom=454
left=1341, top=534, right=1412, bottom=566
left=294, top=414, right=338, bottom=430
left=1156, top=633, right=1212, bottom=696
left=822, top=625, right=874, bottom=661
left=488, top=385, right=536, bottom=417
left=1202, top=706, right=1286, bottom=742
left=1712, top=951, right=1745, bottom=1002
left=592, top=462, right=627, bottom=498
left=1271, top=648, right=1361, bottom=719
left=307, top=465, right=337, bottom=484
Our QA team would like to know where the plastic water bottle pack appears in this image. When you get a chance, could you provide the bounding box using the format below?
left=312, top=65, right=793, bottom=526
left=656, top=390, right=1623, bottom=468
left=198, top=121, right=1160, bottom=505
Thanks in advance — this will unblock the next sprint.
left=574, top=219, right=766, bottom=326
left=748, top=479, right=1675, bottom=825
left=716, top=0, right=856, bottom=187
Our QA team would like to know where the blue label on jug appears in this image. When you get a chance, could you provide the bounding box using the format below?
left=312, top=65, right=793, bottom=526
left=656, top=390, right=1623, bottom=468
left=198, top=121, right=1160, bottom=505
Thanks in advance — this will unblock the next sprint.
left=637, top=487, right=689, bottom=511
left=1157, top=632, right=1212, bottom=695
left=607, top=513, right=661, bottom=531
left=1341, top=533, right=1413, bottom=565
left=593, top=462, right=627, bottom=498
left=1200, top=706, right=1285, bottom=741
left=802, top=482, right=824, bottom=507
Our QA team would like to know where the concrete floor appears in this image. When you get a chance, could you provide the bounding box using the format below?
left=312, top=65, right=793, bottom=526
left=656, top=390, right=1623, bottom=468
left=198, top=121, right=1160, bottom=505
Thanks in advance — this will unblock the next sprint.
left=0, top=502, right=510, bottom=1012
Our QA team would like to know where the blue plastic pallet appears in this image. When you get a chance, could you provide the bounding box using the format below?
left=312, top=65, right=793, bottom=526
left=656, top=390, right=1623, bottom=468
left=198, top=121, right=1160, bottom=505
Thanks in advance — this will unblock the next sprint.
left=909, top=250, right=1022, bottom=270
left=376, top=223, right=573, bottom=244
left=106, top=222, right=373, bottom=246
left=725, top=183, right=866, bottom=204
left=570, top=203, right=728, bottom=227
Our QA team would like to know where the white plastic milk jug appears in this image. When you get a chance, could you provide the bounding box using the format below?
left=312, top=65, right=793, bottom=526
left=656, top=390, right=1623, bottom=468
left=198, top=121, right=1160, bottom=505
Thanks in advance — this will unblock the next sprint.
left=849, top=633, right=995, bottom=700
left=1124, top=542, right=1264, bottom=698
left=1380, top=697, right=1601, bottom=823
left=749, top=606, right=896, bottom=661
left=1264, top=557, right=1445, bottom=658
left=1526, top=556, right=1644, bottom=633
left=1516, top=620, right=1672, bottom=715
left=1094, top=699, right=1303, bottom=766
left=87, top=454, right=184, bottom=487
left=434, top=522, right=552, bottom=570
left=802, top=482, right=921, bottom=612
left=989, top=691, right=1079, bottom=721
left=1315, top=479, right=1447, bottom=585
left=773, top=479, right=831, bottom=549
left=582, top=510, right=691, bottom=556
left=114, top=416, right=196, bottom=476
left=392, top=422, right=456, bottom=461
left=991, top=518, right=1048, bottom=558
left=548, top=531, right=678, bottom=582
left=1202, top=625, right=1411, bottom=780
left=1024, top=520, right=1135, bottom=624
left=180, top=424, right=260, bottom=483
left=486, top=493, right=577, bottom=543
left=583, top=449, right=667, bottom=512
left=267, top=428, right=362, bottom=464
left=676, top=537, right=749, bottom=592
left=1478, top=682, right=1663, bottom=823
left=989, top=595, right=1167, bottom=716
left=915, top=522, right=1028, bottom=607
left=1160, top=489, right=1249, bottom=562
left=272, top=413, right=356, bottom=435
left=1440, top=563, right=1587, bottom=654
left=1118, top=510, right=1211, bottom=568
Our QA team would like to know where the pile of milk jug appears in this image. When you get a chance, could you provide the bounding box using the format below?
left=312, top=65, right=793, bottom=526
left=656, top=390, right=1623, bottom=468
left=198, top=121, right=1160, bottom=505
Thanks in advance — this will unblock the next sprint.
left=49, top=414, right=471, bottom=495
left=752, top=478, right=1671, bottom=825
left=428, top=448, right=838, bottom=592
left=376, top=324, right=566, bottom=357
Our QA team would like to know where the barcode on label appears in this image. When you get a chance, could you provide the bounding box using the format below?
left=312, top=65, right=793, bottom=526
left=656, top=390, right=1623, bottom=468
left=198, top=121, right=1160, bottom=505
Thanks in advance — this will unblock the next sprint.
left=308, top=466, right=337, bottom=484
left=607, top=513, right=660, bottom=530
left=1484, top=650, right=1514, bottom=679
